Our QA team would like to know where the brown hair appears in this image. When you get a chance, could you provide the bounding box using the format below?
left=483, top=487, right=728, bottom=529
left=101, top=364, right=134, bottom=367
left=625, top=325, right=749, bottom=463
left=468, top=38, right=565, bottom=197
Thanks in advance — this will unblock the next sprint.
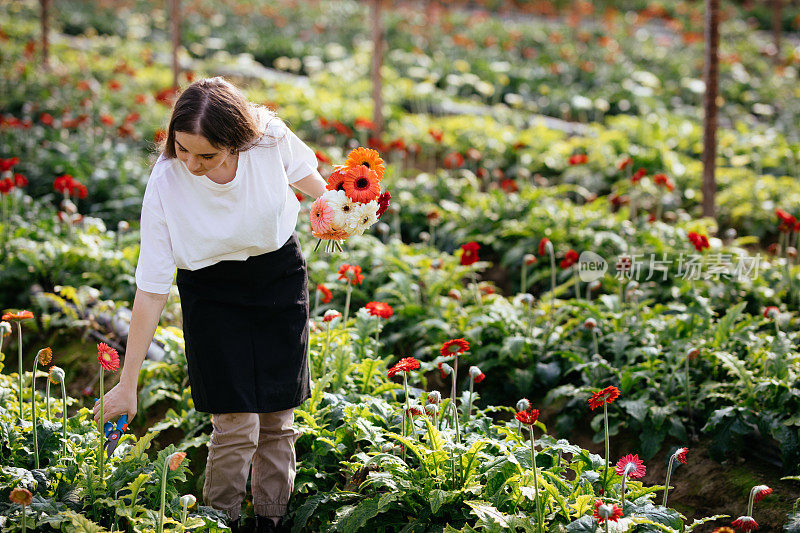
left=154, top=77, right=282, bottom=163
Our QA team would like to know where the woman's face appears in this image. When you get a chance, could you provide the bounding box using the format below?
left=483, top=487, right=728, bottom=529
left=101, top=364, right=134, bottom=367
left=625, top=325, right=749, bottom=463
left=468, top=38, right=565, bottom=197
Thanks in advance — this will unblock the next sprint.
left=174, top=131, right=232, bottom=176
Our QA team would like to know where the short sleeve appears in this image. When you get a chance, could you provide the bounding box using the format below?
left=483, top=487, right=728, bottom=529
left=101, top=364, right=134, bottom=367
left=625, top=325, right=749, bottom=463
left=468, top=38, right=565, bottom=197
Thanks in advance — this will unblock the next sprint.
left=275, top=121, right=321, bottom=184
left=135, top=176, right=176, bottom=294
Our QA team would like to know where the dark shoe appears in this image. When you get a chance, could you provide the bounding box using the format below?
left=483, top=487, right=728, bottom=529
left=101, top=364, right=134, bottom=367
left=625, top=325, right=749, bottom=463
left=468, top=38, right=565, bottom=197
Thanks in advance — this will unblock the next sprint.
left=255, top=515, right=278, bottom=533
left=229, top=517, right=252, bottom=533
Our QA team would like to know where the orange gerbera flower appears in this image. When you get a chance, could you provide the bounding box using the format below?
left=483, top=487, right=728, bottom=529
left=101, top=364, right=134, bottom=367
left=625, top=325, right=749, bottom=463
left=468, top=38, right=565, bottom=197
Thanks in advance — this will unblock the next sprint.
left=326, top=167, right=348, bottom=191
left=440, top=338, right=470, bottom=358
left=317, top=284, right=333, bottom=304
left=342, top=165, right=381, bottom=204
left=345, top=147, right=385, bottom=180
left=9, top=487, right=32, bottom=506
left=2, top=310, right=34, bottom=321
left=97, top=342, right=120, bottom=372
left=588, top=385, right=621, bottom=410
left=169, top=451, right=187, bottom=470
left=37, top=347, right=53, bottom=366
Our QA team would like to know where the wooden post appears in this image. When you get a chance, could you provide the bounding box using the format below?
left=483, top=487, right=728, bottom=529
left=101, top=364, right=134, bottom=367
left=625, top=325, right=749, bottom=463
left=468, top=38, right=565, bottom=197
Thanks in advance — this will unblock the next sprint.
left=771, top=0, right=782, bottom=64
left=170, top=0, right=181, bottom=88
left=40, top=0, right=50, bottom=70
left=371, top=0, right=384, bottom=136
left=702, top=0, right=720, bottom=220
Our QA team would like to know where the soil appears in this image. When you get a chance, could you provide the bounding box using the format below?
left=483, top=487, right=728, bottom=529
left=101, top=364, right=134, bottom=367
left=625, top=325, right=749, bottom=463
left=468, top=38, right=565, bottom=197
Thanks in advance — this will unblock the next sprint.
left=561, top=413, right=800, bottom=531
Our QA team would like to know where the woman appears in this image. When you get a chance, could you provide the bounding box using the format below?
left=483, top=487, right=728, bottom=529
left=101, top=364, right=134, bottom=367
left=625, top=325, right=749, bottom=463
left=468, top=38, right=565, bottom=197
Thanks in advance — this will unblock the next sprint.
left=92, top=77, right=328, bottom=532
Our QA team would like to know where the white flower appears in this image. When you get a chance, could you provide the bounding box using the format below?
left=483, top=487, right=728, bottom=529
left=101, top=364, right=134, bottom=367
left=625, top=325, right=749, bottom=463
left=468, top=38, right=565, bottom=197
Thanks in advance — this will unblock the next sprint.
left=325, top=190, right=358, bottom=233
left=516, top=398, right=530, bottom=412
left=179, top=494, right=196, bottom=508
left=350, top=201, right=379, bottom=237
left=468, top=366, right=482, bottom=380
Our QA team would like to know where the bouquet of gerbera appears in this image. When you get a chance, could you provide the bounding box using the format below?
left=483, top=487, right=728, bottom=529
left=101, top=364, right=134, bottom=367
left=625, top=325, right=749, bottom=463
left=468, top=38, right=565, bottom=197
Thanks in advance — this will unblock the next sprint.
left=310, top=147, right=391, bottom=252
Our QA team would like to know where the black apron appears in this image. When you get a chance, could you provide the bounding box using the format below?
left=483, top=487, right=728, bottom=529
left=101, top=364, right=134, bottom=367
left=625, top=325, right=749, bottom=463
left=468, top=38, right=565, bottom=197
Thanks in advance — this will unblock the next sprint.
left=176, top=232, right=311, bottom=414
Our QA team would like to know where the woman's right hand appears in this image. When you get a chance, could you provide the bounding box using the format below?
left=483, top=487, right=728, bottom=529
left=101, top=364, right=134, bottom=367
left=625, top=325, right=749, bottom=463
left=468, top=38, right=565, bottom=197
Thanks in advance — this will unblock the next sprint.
left=92, top=382, right=138, bottom=434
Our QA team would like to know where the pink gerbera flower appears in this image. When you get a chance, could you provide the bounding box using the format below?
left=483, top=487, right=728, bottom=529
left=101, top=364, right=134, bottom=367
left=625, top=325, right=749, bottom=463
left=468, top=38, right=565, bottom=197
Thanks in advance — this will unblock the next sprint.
left=310, top=197, right=335, bottom=235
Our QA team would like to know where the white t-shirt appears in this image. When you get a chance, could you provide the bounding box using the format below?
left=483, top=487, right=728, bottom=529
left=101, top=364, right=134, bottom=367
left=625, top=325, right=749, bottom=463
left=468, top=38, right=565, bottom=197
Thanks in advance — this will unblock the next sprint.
left=134, top=114, right=320, bottom=294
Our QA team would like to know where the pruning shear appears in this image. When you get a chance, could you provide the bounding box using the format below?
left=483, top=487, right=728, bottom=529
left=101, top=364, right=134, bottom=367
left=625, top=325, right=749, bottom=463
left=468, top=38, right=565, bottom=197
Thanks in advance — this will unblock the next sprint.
left=94, top=398, right=129, bottom=457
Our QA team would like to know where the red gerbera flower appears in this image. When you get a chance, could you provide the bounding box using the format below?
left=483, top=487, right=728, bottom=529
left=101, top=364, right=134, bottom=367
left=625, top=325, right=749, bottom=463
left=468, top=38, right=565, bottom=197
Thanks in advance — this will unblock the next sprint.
left=731, top=516, right=758, bottom=531
left=568, top=153, right=588, bottom=165
left=387, top=357, right=421, bottom=378
left=631, top=168, right=647, bottom=183
left=13, top=174, right=27, bottom=187
left=437, top=361, right=453, bottom=379
left=763, top=306, right=779, bottom=319
left=593, top=500, right=623, bottom=523
left=460, top=242, right=481, bottom=266
left=688, top=231, right=710, bottom=252
left=443, top=152, right=464, bottom=169
left=0, top=157, right=19, bottom=172
left=376, top=191, right=391, bottom=219
left=440, top=338, right=470, bottom=358
left=317, top=284, right=333, bottom=304
left=515, top=408, right=539, bottom=425
left=615, top=453, right=646, bottom=479
left=538, top=238, right=551, bottom=257
left=365, top=301, right=393, bottom=319
left=323, top=310, right=341, bottom=322
left=0, top=178, right=13, bottom=195
left=753, top=485, right=772, bottom=503
left=337, top=264, right=364, bottom=286
left=617, top=157, right=633, bottom=171
left=588, top=385, right=621, bottom=410
left=2, top=310, right=34, bottom=321
left=776, top=208, right=797, bottom=233
left=673, top=447, right=689, bottom=464
left=326, top=167, right=349, bottom=192
left=428, top=129, right=443, bottom=143
left=653, top=173, right=675, bottom=191
left=97, top=342, right=120, bottom=372
left=560, top=249, right=579, bottom=269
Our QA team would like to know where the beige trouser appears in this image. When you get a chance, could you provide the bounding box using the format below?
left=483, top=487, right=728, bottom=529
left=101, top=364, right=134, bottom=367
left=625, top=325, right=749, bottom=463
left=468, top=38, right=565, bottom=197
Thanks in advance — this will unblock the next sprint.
left=202, top=408, right=299, bottom=522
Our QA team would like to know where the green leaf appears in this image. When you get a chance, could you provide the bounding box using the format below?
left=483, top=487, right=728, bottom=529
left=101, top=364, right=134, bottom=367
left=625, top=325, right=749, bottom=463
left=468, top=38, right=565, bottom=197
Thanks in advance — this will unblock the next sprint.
left=713, top=301, right=746, bottom=348
left=464, top=500, right=509, bottom=527
left=429, top=488, right=448, bottom=514
left=333, top=492, right=399, bottom=532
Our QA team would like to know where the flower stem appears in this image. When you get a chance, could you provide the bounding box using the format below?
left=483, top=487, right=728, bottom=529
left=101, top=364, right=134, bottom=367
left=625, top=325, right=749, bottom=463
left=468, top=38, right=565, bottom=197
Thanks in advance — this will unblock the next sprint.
left=747, top=486, right=756, bottom=517
left=30, top=354, right=39, bottom=469
left=548, top=245, right=556, bottom=326
left=462, top=379, right=474, bottom=426
left=603, top=401, right=610, bottom=491
left=592, top=329, right=599, bottom=355
left=452, top=358, right=460, bottom=446
left=529, top=426, right=543, bottom=533
left=521, top=263, right=527, bottom=295
left=574, top=268, right=580, bottom=301
left=402, top=373, right=409, bottom=464
left=99, top=372, right=104, bottom=487
left=60, top=380, right=68, bottom=461
left=157, top=455, right=169, bottom=533
left=17, top=322, right=23, bottom=420
left=684, top=354, right=692, bottom=425
left=472, top=272, right=481, bottom=307
left=343, top=284, right=353, bottom=323
left=46, top=379, right=51, bottom=422
left=663, top=453, right=676, bottom=507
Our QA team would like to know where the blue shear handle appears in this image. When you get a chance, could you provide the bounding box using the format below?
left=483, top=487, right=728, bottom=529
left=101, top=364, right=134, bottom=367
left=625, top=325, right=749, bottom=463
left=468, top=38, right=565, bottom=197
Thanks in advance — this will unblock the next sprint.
left=94, top=399, right=129, bottom=435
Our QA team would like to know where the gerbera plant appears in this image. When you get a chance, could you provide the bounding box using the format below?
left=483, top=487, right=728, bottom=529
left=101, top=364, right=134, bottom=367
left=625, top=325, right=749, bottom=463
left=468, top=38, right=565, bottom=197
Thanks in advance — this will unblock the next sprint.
left=662, top=447, right=689, bottom=507
left=96, top=342, right=120, bottom=484
left=337, top=264, right=364, bottom=322
left=461, top=365, right=485, bottom=425
left=731, top=485, right=773, bottom=532
left=310, top=147, right=391, bottom=253
left=615, top=453, right=646, bottom=512
left=364, top=301, right=393, bottom=344
left=588, top=385, right=621, bottom=490
left=30, top=347, right=53, bottom=469
left=158, top=451, right=187, bottom=533
left=440, top=338, right=470, bottom=444
left=2, top=310, right=35, bottom=419
left=594, top=500, right=623, bottom=532
left=516, top=406, right=543, bottom=533
left=48, top=365, right=68, bottom=461
left=387, top=356, right=421, bottom=460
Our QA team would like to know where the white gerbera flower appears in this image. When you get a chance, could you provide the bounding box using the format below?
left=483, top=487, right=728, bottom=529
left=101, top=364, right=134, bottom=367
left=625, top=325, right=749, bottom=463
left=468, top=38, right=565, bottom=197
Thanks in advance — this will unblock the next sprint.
left=350, top=201, right=379, bottom=236
left=325, top=189, right=358, bottom=233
